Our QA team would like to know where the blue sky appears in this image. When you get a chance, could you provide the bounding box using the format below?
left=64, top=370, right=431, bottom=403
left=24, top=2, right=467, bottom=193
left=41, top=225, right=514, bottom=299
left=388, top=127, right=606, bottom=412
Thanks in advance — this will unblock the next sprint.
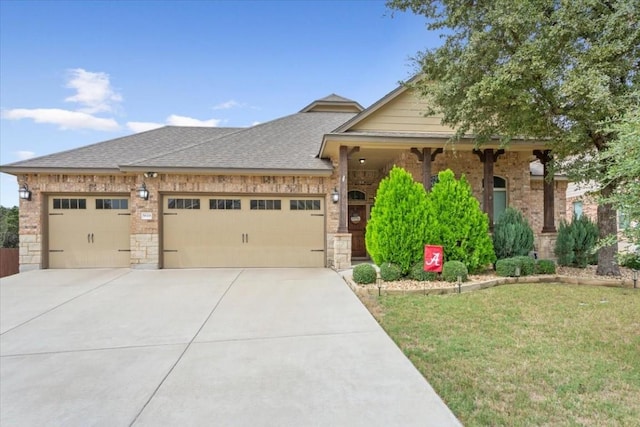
left=0, top=0, right=440, bottom=207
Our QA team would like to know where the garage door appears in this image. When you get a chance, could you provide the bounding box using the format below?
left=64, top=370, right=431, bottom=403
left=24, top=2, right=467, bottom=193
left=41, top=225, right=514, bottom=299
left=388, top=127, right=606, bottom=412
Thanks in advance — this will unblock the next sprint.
left=48, top=196, right=131, bottom=268
left=162, top=195, right=325, bottom=268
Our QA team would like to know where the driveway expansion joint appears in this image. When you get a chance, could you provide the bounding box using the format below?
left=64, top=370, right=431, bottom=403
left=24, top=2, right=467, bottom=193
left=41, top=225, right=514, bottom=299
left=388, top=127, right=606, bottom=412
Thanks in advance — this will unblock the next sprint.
left=128, top=268, right=243, bottom=427
left=0, top=269, right=132, bottom=337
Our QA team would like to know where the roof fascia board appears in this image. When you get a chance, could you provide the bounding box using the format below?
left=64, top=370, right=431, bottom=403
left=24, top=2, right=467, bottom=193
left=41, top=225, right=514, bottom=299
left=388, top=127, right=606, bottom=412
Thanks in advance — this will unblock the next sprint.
left=118, top=166, right=333, bottom=177
left=0, top=167, right=123, bottom=176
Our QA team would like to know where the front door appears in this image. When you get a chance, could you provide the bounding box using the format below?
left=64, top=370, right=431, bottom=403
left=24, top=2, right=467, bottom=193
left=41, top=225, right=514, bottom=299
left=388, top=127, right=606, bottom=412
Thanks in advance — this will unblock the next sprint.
left=348, top=205, right=367, bottom=258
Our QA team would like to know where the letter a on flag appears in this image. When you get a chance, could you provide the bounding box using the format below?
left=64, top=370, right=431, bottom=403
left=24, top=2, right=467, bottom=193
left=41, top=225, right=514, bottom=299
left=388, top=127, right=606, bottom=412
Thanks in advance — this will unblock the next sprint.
left=424, top=245, right=444, bottom=272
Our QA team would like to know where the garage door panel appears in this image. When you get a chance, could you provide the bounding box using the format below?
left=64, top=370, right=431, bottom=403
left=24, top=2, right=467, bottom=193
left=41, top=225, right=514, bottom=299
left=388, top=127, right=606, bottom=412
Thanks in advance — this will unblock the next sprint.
left=48, top=196, right=131, bottom=268
left=163, top=195, right=325, bottom=268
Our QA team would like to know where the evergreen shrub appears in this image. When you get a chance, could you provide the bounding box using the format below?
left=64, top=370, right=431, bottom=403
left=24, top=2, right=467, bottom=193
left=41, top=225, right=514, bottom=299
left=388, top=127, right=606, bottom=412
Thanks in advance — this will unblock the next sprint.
left=365, top=167, right=430, bottom=274
left=352, top=264, right=377, bottom=284
left=409, top=261, right=438, bottom=281
left=442, top=260, right=468, bottom=282
left=535, top=259, right=557, bottom=274
left=380, top=262, right=403, bottom=281
left=424, top=170, right=496, bottom=273
left=492, top=207, right=534, bottom=259
left=618, top=251, right=640, bottom=270
left=555, top=215, right=599, bottom=267
left=514, top=256, right=536, bottom=276
left=495, top=258, right=518, bottom=277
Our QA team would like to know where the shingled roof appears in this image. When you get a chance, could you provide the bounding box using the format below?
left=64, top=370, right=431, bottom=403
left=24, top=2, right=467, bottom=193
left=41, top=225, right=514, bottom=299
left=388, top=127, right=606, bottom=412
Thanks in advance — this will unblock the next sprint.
left=1, top=95, right=358, bottom=175
left=0, top=126, right=241, bottom=173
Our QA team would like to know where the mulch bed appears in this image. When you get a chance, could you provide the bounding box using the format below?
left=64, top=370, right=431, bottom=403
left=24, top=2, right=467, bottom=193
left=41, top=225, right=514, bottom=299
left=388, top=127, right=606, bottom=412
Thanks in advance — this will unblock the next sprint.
left=345, top=265, right=638, bottom=295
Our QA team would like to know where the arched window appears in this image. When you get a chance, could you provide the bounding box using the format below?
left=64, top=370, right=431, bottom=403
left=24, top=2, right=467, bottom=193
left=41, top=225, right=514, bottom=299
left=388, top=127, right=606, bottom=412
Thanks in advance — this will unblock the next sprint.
left=348, top=190, right=366, bottom=201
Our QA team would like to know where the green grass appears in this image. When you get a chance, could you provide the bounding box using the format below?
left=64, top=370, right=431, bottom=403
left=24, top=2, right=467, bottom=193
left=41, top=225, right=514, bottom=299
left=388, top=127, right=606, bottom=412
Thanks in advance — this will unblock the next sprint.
left=365, top=284, right=640, bottom=426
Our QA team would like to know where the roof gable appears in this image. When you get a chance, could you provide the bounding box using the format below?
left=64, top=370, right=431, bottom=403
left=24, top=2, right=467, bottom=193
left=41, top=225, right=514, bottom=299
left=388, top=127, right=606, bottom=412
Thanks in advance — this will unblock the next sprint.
left=333, top=76, right=453, bottom=135
left=299, top=94, right=364, bottom=113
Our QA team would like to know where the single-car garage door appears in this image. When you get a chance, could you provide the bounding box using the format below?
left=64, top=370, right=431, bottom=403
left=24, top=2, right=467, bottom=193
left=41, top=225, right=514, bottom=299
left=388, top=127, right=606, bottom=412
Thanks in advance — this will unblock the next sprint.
left=48, top=195, right=131, bottom=268
left=163, top=195, right=325, bottom=268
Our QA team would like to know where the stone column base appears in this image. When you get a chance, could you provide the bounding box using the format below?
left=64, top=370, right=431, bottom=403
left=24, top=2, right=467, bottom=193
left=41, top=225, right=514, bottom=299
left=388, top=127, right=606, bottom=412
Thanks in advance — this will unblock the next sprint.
left=330, top=233, right=352, bottom=270
left=536, top=233, right=558, bottom=260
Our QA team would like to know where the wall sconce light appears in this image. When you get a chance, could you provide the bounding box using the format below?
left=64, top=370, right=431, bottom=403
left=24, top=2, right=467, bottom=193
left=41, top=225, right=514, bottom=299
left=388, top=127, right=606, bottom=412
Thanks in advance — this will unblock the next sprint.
left=137, top=183, right=149, bottom=200
left=359, top=158, right=366, bottom=164
left=18, top=184, right=31, bottom=201
left=331, top=188, right=340, bottom=203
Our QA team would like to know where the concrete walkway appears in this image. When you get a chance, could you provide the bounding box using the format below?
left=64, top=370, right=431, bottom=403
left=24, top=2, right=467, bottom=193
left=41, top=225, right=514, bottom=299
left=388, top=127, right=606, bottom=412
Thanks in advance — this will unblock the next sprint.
left=1, top=268, right=461, bottom=426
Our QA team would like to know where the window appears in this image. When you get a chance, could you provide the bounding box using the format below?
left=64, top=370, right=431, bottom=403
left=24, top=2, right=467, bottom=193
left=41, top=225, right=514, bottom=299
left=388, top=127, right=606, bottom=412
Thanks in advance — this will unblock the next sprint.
left=573, top=201, right=583, bottom=219
left=482, top=176, right=507, bottom=223
left=96, top=198, right=128, bottom=209
left=618, top=210, right=630, bottom=230
left=290, top=200, right=321, bottom=211
left=348, top=190, right=366, bottom=201
left=250, top=199, right=281, bottom=210
left=209, top=199, right=241, bottom=210
left=53, top=198, right=86, bottom=209
left=493, top=176, right=507, bottom=222
left=167, top=198, right=200, bottom=209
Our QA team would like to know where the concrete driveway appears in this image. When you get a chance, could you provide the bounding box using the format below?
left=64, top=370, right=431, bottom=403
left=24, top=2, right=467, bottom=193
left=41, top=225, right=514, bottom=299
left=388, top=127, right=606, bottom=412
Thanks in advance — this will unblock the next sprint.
left=1, top=268, right=460, bottom=426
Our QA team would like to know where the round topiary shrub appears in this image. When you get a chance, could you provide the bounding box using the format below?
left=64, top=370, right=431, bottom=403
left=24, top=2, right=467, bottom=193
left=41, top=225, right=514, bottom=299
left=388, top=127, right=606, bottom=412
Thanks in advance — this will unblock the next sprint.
left=409, top=261, right=438, bottom=281
left=442, top=260, right=468, bottom=282
left=380, top=262, right=403, bottom=281
left=535, top=259, right=557, bottom=274
left=352, top=264, right=377, bottom=284
left=514, top=256, right=536, bottom=276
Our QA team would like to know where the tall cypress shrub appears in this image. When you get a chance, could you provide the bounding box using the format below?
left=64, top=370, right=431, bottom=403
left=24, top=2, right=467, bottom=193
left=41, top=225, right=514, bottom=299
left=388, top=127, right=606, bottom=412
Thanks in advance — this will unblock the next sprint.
left=492, top=207, right=534, bottom=260
left=424, top=169, right=496, bottom=272
left=365, top=166, right=430, bottom=274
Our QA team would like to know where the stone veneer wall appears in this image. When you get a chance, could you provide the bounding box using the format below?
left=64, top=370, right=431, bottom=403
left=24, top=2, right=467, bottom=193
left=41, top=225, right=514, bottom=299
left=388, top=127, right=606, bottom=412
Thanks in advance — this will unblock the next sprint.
left=17, top=172, right=343, bottom=270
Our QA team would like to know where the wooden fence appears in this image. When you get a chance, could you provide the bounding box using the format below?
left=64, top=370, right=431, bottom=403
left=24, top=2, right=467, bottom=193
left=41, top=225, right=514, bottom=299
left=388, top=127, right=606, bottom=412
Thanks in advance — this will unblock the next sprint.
left=0, top=248, right=19, bottom=278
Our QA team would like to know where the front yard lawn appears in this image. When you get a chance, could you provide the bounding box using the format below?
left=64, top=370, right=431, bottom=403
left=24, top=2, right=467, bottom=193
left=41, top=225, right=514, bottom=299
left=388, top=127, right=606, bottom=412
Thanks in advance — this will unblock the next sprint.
left=363, top=284, right=640, bottom=426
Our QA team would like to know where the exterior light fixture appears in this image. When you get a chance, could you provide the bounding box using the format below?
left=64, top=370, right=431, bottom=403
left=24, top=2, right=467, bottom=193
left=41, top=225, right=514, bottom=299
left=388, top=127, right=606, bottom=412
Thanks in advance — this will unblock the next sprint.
left=359, top=158, right=366, bottom=164
left=143, top=171, right=158, bottom=178
left=137, top=183, right=149, bottom=200
left=18, top=184, right=31, bottom=201
left=331, top=188, right=340, bottom=203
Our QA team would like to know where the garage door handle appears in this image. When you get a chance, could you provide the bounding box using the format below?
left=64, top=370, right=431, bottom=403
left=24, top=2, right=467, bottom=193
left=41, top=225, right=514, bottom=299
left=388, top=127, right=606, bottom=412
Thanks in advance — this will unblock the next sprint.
left=91, top=233, right=94, bottom=243
left=88, top=233, right=91, bottom=243
left=246, top=233, right=249, bottom=243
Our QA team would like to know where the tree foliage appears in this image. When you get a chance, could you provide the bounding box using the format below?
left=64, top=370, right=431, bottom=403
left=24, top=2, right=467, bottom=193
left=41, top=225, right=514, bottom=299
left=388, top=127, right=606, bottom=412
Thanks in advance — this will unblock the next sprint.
left=492, top=207, right=534, bottom=260
left=0, top=206, right=19, bottom=248
left=425, top=169, right=495, bottom=272
left=365, top=166, right=430, bottom=274
left=387, top=0, right=640, bottom=275
left=598, top=107, right=640, bottom=246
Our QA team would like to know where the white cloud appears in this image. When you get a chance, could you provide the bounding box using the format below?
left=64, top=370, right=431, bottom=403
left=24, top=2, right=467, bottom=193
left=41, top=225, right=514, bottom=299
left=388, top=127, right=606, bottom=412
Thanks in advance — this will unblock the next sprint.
left=15, top=150, right=36, bottom=160
left=126, top=121, right=164, bottom=133
left=2, top=108, right=120, bottom=131
left=166, top=114, right=221, bottom=127
left=251, top=121, right=261, bottom=126
left=65, top=68, right=122, bottom=114
left=213, top=100, right=242, bottom=110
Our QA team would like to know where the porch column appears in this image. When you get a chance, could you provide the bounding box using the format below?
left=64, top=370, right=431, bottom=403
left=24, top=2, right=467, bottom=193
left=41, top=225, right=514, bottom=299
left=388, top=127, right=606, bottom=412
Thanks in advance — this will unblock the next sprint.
left=337, top=145, right=348, bottom=233
left=473, top=148, right=505, bottom=229
left=534, top=149, right=556, bottom=232
left=410, top=147, right=443, bottom=191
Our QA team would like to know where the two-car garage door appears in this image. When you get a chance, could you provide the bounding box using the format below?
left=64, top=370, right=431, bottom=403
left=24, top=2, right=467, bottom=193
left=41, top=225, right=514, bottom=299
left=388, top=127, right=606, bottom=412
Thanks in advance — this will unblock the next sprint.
left=162, top=195, right=325, bottom=268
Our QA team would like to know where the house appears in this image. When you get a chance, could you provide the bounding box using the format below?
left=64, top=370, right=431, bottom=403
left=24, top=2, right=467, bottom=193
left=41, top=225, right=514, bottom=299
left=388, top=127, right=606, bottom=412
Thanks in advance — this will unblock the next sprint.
left=1, top=82, right=567, bottom=272
left=566, top=182, right=636, bottom=253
